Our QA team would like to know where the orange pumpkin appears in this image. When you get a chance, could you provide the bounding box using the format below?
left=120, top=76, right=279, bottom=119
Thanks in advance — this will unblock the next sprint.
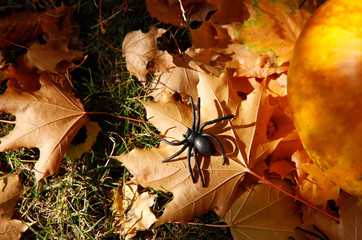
left=288, top=0, right=362, bottom=197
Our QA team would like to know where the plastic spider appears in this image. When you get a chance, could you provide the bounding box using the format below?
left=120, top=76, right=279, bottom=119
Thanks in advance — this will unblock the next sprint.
left=159, top=97, right=234, bottom=187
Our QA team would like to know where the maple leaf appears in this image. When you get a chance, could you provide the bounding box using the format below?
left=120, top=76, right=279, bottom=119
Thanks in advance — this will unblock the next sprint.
left=0, top=174, right=30, bottom=240
left=223, top=180, right=303, bottom=240
left=115, top=69, right=248, bottom=225
left=152, top=48, right=222, bottom=100
left=225, top=0, right=316, bottom=66
left=115, top=66, right=293, bottom=225
left=0, top=73, right=88, bottom=180
left=122, top=26, right=174, bottom=83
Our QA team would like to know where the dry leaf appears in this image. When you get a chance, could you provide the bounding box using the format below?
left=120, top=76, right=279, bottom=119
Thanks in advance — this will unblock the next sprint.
left=0, top=12, right=43, bottom=47
left=152, top=48, right=221, bottom=100
left=146, top=0, right=205, bottom=27
left=226, top=0, right=315, bottom=66
left=3, top=55, right=41, bottom=91
left=27, top=37, right=83, bottom=73
left=299, top=163, right=340, bottom=207
left=219, top=43, right=288, bottom=78
left=300, top=191, right=361, bottom=240
left=223, top=180, right=303, bottom=240
left=0, top=72, right=88, bottom=180
left=122, top=26, right=174, bottom=83
left=115, top=69, right=248, bottom=225
left=114, top=183, right=157, bottom=239
left=0, top=174, right=30, bottom=240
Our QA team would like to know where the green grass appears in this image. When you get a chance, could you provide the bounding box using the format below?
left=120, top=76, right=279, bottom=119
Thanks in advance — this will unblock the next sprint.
left=0, top=0, right=232, bottom=239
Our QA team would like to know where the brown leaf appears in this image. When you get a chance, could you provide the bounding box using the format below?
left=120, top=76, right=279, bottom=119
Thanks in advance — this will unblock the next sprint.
left=300, top=191, right=361, bottom=240
left=0, top=174, right=30, bottom=240
left=27, top=37, right=83, bottom=73
left=0, top=12, right=43, bottom=47
left=146, top=0, right=205, bottom=27
left=115, top=69, right=248, bottom=225
left=223, top=180, right=303, bottom=240
left=152, top=48, right=221, bottom=100
left=114, top=183, right=157, bottom=239
left=0, top=73, right=88, bottom=180
left=122, top=27, right=174, bottom=83
left=3, top=55, right=40, bottom=91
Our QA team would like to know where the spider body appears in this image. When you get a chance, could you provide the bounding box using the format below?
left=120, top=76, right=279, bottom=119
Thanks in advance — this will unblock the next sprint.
left=159, top=97, right=234, bottom=187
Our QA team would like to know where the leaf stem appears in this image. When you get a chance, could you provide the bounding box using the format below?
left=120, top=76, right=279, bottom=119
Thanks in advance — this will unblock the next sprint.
left=175, top=221, right=231, bottom=228
left=84, top=111, right=150, bottom=124
left=0, top=120, right=16, bottom=124
left=246, top=169, right=340, bottom=222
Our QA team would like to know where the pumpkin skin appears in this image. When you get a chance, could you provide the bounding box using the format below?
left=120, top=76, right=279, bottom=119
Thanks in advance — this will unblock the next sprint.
left=288, top=0, right=362, bottom=197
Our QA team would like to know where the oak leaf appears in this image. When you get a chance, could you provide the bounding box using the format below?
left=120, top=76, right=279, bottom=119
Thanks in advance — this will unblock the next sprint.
left=0, top=73, right=88, bottom=180
left=223, top=180, right=303, bottom=240
left=0, top=174, right=30, bottom=240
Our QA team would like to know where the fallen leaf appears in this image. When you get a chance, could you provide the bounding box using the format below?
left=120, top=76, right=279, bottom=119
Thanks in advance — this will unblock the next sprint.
left=0, top=12, right=43, bottom=47
left=152, top=48, right=222, bottom=100
left=114, top=182, right=157, bottom=239
left=226, top=0, right=316, bottom=66
left=219, top=43, right=288, bottom=78
left=122, top=26, right=174, bottom=83
left=27, top=37, right=83, bottom=73
left=300, top=191, right=361, bottom=240
left=146, top=0, right=205, bottom=27
left=223, top=180, right=303, bottom=240
left=65, top=121, right=101, bottom=161
left=115, top=69, right=248, bottom=225
left=4, top=55, right=40, bottom=91
left=0, top=72, right=88, bottom=180
left=299, top=163, right=340, bottom=207
left=269, top=159, right=295, bottom=179
left=0, top=174, right=30, bottom=240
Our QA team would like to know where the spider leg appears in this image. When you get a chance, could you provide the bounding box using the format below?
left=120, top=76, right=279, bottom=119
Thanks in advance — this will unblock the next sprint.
left=193, top=147, right=205, bottom=187
left=198, top=114, right=234, bottom=134
left=190, top=97, right=196, bottom=131
left=187, top=146, right=196, bottom=183
left=202, top=133, right=227, bottom=165
left=159, top=138, right=188, bottom=146
left=196, top=97, right=201, bottom=132
left=162, top=142, right=190, bottom=162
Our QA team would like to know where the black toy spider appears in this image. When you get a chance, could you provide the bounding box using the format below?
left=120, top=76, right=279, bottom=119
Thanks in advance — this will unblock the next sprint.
left=159, top=97, right=234, bottom=187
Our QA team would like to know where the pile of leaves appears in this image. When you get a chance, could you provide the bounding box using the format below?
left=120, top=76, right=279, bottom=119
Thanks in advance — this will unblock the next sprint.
left=0, top=0, right=360, bottom=240
left=117, top=0, right=361, bottom=239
